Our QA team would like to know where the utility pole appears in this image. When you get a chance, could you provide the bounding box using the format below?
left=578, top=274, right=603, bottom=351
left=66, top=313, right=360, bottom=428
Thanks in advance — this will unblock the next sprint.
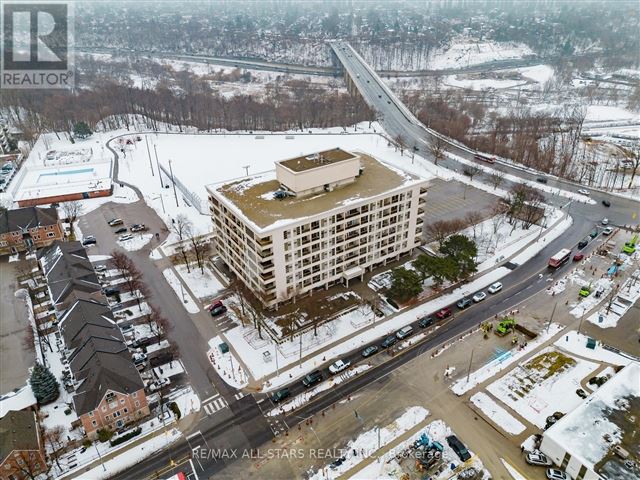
left=546, top=302, right=557, bottom=333
left=274, top=343, right=279, bottom=376
left=466, top=348, right=475, bottom=383
left=154, top=144, right=163, bottom=188
left=168, top=159, right=179, bottom=207
left=242, top=165, right=250, bottom=176
left=578, top=310, right=586, bottom=335
left=145, top=136, right=154, bottom=176
left=299, top=334, right=303, bottom=368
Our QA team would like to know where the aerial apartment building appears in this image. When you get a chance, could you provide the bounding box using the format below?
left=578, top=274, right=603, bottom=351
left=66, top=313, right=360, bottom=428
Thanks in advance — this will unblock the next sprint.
left=207, top=148, right=428, bottom=307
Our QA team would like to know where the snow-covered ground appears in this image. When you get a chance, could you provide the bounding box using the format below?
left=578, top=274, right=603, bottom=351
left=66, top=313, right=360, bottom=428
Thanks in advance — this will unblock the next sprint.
left=208, top=336, right=249, bottom=388
left=451, top=323, right=564, bottom=396
left=586, top=269, right=640, bottom=328
left=470, top=392, right=526, bottom=435
left=308, top=406, right=429, bottom=480
left=486, top=348, right=599, bottom=428
left=161, top=268, right=199, bottom=313
left=554, top=330, right=634, bottom=366
left=118, top=232, right=154, bottom=252
left=174, top=263, right=225, bottom=300
left=428, top=39, right=534, bottom=70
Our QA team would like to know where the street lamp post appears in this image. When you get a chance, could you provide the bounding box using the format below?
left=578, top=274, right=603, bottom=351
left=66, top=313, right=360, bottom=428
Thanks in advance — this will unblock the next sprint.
left=168, top=159, right=179, bottom=207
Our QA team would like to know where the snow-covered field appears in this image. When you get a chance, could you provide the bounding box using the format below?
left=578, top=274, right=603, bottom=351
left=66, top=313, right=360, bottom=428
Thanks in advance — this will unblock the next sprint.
left=486, top=348, right=599, bottom=428
left=428, top=40, right=534, bottom=70
left=470, top=392, right=526, bottom=435
left=174, top=263, right=225, bottom=300
left=161, top=268, right=199, bottom=313
left=554, top=331, right=633, bottom=367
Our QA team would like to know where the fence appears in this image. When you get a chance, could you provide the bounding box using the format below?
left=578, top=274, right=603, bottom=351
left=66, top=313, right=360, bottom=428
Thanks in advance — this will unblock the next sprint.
left=157, top=162, right=206, bottom=214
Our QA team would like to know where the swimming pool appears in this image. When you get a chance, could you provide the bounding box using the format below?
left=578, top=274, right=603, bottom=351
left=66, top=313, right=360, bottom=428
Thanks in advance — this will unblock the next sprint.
left=39, top=167, right=95, bottom=178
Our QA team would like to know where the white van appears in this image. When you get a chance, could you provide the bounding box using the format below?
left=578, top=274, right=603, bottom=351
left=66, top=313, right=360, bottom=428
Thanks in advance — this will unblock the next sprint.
left=396, top=325, right=414, bottom=340
left=488, top=282, right=503, bottom=294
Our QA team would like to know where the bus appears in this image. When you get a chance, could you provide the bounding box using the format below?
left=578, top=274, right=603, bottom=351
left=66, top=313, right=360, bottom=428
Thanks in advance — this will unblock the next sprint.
left=548, top=248, right=572, bottom=268
left=474, top=153, right=496, bottom=164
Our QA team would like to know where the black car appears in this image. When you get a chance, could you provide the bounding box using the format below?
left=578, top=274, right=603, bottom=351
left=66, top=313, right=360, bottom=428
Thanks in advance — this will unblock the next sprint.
left=418, top=316, right=434, bottom=328
left=272, top=388, right=290, bottom=403
left=302, top=370, right=323, bottom=387
left=210, top=305, right=227, bottom=316
left=103, top=287, right=120, bottom=296
left=82, top=236, right=97, bottom=246
left=115, top=227, right=128, bottom=234
left=381, top=335, right=398, bottom=349
left=446, top=435, right=471, bottom=462
left=602, top=200, right=611, bottom=207
left=536, top=177, right=548, bottom=184
left=362, top=345, right=379, bottom=357
left=578, top=238, right=589, bottom=249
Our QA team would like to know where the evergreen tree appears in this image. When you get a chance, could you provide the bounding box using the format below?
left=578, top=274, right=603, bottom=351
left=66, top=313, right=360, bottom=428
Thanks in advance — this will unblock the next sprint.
left=30, top=362, right=60, bottom=405
left=73, top=121, right=92, bottom=139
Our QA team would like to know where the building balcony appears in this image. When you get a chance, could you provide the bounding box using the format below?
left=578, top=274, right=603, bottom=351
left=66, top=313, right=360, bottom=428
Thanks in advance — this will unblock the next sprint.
left=256, top=236, right=272, bottom=247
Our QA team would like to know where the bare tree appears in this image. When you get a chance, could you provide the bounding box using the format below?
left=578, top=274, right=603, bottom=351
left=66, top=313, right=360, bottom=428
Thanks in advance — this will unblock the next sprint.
left=171, top=214, right=193, bottom=272
left=429, top=135, right=448, bottom=165
left=606, top=283, right=621, bottom=314
left=189, top=234, right=210, bottom=274
left=464, top=211, right=484, bottom=240
left=488, top=171, right=506, bottom=190
left=395, top=134, right=405, bottom=156
left=110, top=250, right=149, bottom=310
left=425, top=218, right=465, bottom=247
left=625, top=147, right=640, bottom=189
left=463, top=164, right=483, bottom=181
left=61, top=200, right=83, bottom=240
left=44, top=425, right=65, bottom=470
left=146, top=304, right=171, bottom=344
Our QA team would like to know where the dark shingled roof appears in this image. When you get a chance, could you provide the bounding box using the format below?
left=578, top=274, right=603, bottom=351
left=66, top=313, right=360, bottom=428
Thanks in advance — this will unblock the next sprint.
left=38, top=241, right=101, bottom=307
left=0, top=410, right=41, bottom=463
left=0, top=206, right=58, bottom=234
left=59, top=300, right=144, bottom=416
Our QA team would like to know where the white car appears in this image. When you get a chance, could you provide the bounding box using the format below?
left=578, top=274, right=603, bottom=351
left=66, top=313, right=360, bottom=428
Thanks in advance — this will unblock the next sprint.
left=546, top=469, right=571, bottom=480
left=526, top=452, right=552, bottom=466
left=328, top=359, right=351, bottom=375
left=94, top=264, right=107, bottom=272
left=601, top=218, right=609, bottom=225
left=603, top=226, right=614, bottom=235
left=577, top=189, right=590, bottom=196
left=119, top=233, right=133, bottom=241
left=488, top=282, right=503, bottom=294
left=472, top=291, right=487, bottom=303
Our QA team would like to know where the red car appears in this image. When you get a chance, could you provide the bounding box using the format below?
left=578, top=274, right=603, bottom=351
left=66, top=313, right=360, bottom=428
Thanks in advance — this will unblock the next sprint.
left=573, top=253, right=584, bottom=262
left=436, top=307, right=452, bottom=319
left=206, top=300, right=224, bottom=311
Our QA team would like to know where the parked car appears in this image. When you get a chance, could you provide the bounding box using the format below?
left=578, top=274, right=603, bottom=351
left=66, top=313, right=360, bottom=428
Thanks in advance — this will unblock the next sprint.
left=120, top=324, right=134, bottom=334
left=603, top=226, right=614, bottom=235
left=578, top=239, right=589, bottom=249
left=206, top=300, right=224, bottom=311
left=488, top=282, right=503, bottom=294
left=446, top=435, right=471, bottom=462
left=131, top=224, right=147, bottom=232
left=472, top=291, right=487, bottom=303
left=329, top=359, right=351, bottom=374
left=526, top=452, right=552, bottom=466
left=457, top=298, right=472, bottom=310
left=94, top=264, right=107, bottom=272
left=602, top=199, right=611, bottom=207
left=601, top=218, right=609, bottom=225
left=362, top=345, right=379, bottom=358
left=381, top=335, right=398, bottom=349
left=536, top=177, right=548, bottom=184
left=577, top=189, right=590, bottom=196
left=103, top=287, right=120, bottom=296
left=576, top=388, right=588, bottom=399
left=210, top=305, right=227, bottom=316
left=546, top=469, right=571, bottom=480
left=133, top=353, right=147, bottom=365
left=395, top=326, right=414, bottom=340
left=119, top=233, right=133, bottom=242
left=114, top=227, right=128, bottom=234
left=374, top=308, right=385, bottom=318
left=436, top=307, right=452, bottom=319
left=302, top=370, right=323, bottom=387
left=418, top=316, right=433, bottom=328
left=82, top=236, right=97, bottom=246
left=148, top=378, right=171, bottom=392
left=272, top=388, right=290, bottom=403
left=589, top=229, right=598, bottom=238
left=573, top=253, right=584, bottom=262
left=108, top=218, right=124, bottom=226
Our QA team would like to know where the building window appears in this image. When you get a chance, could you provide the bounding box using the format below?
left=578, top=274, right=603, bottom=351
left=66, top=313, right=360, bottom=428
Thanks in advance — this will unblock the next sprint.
left=135, top=401, right=140, bottom=408
left=124, top=408, right=128, bottom=413
left=47, top=232, right=55, bottom=238
left=120, top=398, right=125, bottom=404
left=89, top=411, right=94, bottom=417
left=105, top=415, right=110, bottom=420
left=101, top=406, right=107, bottom=412
left=132, top=392, right=137, bottom=398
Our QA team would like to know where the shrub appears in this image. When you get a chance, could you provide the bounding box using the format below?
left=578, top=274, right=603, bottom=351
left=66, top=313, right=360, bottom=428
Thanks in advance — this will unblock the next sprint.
left=64, top=408, right=72, bottom=415
left=97, top=428, right=114, bottom=443
left=82, top=439, right=92, bottom=448
left=110, top=427, right=142, bottom=447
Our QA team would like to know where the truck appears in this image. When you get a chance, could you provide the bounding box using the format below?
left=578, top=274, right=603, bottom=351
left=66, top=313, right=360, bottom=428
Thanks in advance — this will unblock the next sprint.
left=579, top=282, right=592, bottom=298
left=622, top=234, right=638, bottom=254
left=495, top=318, right=516, bottom=336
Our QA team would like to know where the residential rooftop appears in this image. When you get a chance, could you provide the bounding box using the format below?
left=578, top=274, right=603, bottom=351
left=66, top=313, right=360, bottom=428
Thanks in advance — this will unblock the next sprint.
left=210, top=153, right=425, bottom=231
left=277, top=147, right=357, bottom=173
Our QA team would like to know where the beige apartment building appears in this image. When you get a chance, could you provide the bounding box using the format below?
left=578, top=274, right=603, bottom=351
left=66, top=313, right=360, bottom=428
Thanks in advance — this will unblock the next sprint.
left=207, top=148, right=428, bottom=307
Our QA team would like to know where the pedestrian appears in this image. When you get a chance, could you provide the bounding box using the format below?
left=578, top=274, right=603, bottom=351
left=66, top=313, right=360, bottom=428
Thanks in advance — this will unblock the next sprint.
left=521, top=445, right=525, bottom=453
